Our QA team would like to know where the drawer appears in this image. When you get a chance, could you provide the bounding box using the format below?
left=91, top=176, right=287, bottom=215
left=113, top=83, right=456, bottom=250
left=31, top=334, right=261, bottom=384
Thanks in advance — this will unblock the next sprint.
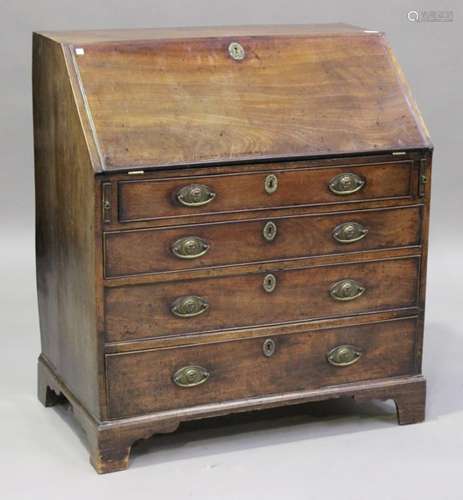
left=116, top=161, right=415, bottom=223
left=104, top=206, right=421, bottom=278
left=104, top=257, right=419, bottom=342
left=106, top=318, right=418, bottom=418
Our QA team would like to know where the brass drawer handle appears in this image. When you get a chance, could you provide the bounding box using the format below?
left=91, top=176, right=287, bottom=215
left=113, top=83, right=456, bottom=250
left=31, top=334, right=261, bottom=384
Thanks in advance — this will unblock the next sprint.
left=329, top=173, right=365, bottom=195
left=327, top=345, right=362, bottom=367
left=263, top=221, right=277, bottom=242
left=332, top=222, right=368, bottom=243
left=176, top=184, right=216, bottom=207
left=264, top=174, right=278, bottom=194
left=330, top=279, right=366, bottom=301
left=173, top=365, right=210, bottom=388
left=171, top=295, right=209, bottom=318
left=171, top=236, right=209, bottom=259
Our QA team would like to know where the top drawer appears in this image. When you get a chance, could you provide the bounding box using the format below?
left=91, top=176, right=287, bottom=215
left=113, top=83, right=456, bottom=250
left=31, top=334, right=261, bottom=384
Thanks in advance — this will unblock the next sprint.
left=117, top=161, right=414, bottom=223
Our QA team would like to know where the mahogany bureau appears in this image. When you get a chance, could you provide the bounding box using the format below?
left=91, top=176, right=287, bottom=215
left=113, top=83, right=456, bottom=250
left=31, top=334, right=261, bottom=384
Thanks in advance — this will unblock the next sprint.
left=33, top=24, right=432, bottom=473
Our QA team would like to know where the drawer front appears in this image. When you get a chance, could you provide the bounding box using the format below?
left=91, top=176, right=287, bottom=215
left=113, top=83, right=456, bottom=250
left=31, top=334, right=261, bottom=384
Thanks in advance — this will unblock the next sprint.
left=117, top=161, right=414, bottom=223
left=105, top=257, right=419, bottom=342
left=106, top=318, right=418, bottom=418
left=104, top=206, right=421, bottom=278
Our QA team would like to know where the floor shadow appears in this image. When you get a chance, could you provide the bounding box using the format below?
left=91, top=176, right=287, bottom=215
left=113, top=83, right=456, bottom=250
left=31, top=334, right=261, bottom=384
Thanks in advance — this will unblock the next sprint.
left=45, top=317, right=463, bottom=472
left=130, top=397, right=398, bottom=469
left=422, top=320, right=463, bottom=419
left=47, top=392, right=398, bottom=471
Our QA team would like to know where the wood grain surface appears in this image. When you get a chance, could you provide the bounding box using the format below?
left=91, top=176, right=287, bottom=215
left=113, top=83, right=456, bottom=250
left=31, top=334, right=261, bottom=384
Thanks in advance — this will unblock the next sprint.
left=104, top=257, right=419, bottom=342
left=33, top=34, right=102, bottom=418
left=104, top=206, right=422, bottom=277
left=69, top=30, right=430, bottom=170
left=106, top=318, right=418, bottom=418
left=118, top=161, right=414, bottom=222
left=33, top=26, right=432, bottom=473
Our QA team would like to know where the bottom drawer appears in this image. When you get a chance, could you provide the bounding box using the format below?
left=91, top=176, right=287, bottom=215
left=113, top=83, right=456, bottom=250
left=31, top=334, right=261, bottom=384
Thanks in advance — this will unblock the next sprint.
left=106, top=318, right=418, bottom=418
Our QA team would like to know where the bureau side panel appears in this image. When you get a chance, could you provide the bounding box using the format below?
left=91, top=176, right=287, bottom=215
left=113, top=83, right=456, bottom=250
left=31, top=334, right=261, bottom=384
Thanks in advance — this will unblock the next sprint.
left=416, top=150, right=433, bottom=372
left=33, top=34, right=100, bottom=418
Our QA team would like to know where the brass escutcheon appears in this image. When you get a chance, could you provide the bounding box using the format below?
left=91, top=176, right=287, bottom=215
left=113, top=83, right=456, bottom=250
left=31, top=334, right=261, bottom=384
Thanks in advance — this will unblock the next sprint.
left=176, top=184, right=216, bottom=207
left=327, top=345, right=362, bottom=367
left=228, top=41, right=245, bottom=61
left=332, top=222, right=368, bottom=244
left=263, top=338, right=276, bottom=357
left=171, top=236, right=209, bottom=259
left=263, top=221, right=277, bottom=242
left=263, top=273, right=277, bottom=293
left=264, top=174, right=278, bottom=194
left=173, top=365, right=210, bottom=388
left=170, top=295, right=209, bottom=318
left=329, top=173, right=365, bottom=195
left=330, top=279, right=366, bottom=301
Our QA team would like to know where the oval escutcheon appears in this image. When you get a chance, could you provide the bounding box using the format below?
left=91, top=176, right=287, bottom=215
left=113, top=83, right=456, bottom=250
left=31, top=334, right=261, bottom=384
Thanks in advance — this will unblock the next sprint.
left=173, top=365, right=210, bottom=388
left=263, top=273, right=277, bottom=293
left=264, top=174, right=278, bottom=194
left=263, top=221, right=278, bottom=242
left=262, top=338, right=276, bottom=357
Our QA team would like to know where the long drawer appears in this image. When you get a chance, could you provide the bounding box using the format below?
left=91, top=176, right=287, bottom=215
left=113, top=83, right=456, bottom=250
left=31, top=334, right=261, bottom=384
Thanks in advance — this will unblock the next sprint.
left=106, top=318, right=418, bottom=418
left=116, top=160, right=415, bottom=223
left=104, top=206, right=421, bottom=278
left=104, top=257, right=419, bottom=343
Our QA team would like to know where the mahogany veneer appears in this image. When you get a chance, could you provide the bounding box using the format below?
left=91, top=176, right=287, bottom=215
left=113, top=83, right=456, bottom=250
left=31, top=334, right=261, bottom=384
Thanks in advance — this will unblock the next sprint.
left=33, top=24, right=432, bottom=473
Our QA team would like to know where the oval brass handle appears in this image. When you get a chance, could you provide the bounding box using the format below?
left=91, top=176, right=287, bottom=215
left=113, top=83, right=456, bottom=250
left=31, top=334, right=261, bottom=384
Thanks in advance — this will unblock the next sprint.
left=171, top=295, right=209, bottom=318
left=263, top=221, right=277, bottom=242
left=332, top=222, right=368, bottom=244
left=329, top=173, right=365, bottom=195
left=173, top=365, right=210, bottom=387
left=176, top=184, right=216, bottom=207
left=329, top=279, right=366, bottom=301
left=327, top=345, right=362, bottom=367
left=171, top=236, right=209, bottom=259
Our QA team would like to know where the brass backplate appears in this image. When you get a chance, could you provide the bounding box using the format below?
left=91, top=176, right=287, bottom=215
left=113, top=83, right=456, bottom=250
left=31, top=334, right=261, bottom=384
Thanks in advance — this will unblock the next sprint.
left=171, top=295, right=209, bottom=318
left=329, top=172, right=365, bottom=195
left=171, top=236, right=209, bottom=259
left=176, top=184, right=216, bottom=207
left=173, top=365, right=210, bottom=388
left=327, top=345, right=362, bottom=367
left=330, top=279, right=366, bottom=301
left=332, top=222, right=368, bottom=244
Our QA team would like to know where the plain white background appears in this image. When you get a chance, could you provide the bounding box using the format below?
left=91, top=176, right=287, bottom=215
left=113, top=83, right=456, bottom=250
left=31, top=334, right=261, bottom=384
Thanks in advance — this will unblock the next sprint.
left=1, top=0, right=462, bottom=498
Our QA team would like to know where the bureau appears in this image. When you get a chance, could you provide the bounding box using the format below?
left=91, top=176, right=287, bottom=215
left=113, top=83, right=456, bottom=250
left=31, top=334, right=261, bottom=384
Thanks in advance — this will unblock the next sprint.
left=33, top=24, right=432, bottom=473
